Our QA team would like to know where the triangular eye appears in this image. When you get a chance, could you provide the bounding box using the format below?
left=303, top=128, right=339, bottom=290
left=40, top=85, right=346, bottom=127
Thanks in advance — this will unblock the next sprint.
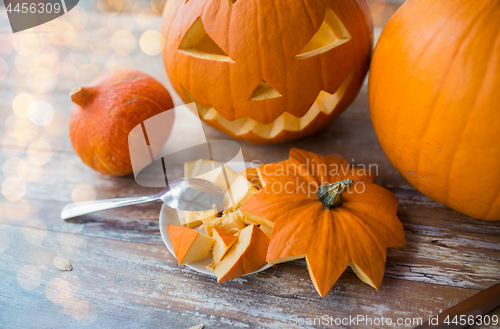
left=250, top=79, right=282, bottom=100
left=294, top=9, right=352, bottom=60
left=179, top=18, right=234, bottom=62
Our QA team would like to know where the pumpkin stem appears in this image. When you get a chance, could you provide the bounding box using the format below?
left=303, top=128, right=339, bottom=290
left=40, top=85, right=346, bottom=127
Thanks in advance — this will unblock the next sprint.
left=70, top=87, right=96, bottom=107
left=317, top=179, right=354, bottom=209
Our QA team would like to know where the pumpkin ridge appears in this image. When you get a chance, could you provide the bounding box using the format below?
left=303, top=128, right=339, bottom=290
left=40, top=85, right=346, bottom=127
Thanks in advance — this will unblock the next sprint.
left=86, top=119, right=117, bottom=174
left=335, top=208, right=387, bottom=288
left=369, top=0, right=447, bottom=105
left=289, top=148, right=346, bottom=184
left=299, top=0, right=315, bottom=32
left=411, top=2, right=494, bottom=192
left=444, top=18, right=500, bottom=213
left=123, top=94, right=171, bottom=116
left=305, top=209, right=350, bottom=296
left=86, top=106, right=132, bottom=175
left=343, top=184, right=398, bottom=211
left=266, top=201, right=325, bottom=260
left=371, top=1, right=467, bottom=158
left=340, top=205, right=404, bottom=248
left=265, top=162, right=320, bottom=190
left=388, top=2, right=480, bottom=169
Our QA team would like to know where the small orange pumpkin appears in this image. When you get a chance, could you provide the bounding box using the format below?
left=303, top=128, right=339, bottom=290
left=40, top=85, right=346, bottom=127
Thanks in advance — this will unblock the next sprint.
left=241, top=149, right=406, bottom=297
left=69, top=70, right=174, bottom=176
left=368, top=0, right=500, bottom=221
left=161, top=0, right=373, bottom=144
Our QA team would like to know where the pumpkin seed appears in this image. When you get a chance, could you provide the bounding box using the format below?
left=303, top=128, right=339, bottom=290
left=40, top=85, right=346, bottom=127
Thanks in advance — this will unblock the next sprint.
left=53, top=257, right=72, bottom=271
left=189, top=325, right=203, bottom=329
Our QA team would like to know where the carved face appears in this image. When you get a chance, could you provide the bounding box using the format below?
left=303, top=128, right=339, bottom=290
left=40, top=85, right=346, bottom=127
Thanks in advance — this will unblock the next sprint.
left=162, top=0, right=373, bottom=144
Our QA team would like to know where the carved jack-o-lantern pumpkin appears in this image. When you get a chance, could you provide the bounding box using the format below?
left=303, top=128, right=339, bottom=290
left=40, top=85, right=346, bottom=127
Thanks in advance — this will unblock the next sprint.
left=161, top=0, right=373, bottom=144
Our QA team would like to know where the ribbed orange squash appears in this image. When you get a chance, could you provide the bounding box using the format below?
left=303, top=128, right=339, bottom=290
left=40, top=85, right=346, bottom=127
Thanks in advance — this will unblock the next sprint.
left=69, top=70, right=174, bottom=176
left=241, top=149, right=406, bottom=297
left=368, top=0, right=500, bottom=221
left=161, top=0, right=373, bottom=144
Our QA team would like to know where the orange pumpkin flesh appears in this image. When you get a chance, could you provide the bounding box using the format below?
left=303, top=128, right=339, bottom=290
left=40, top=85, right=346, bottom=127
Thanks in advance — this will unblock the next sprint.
left=214, top=224, right=269, bottom=283
left=69, top=70, right=174, bottom=176
left=180, top=159, right=258, bottom=229
left=241, top=149, right=406, bottom=297
left=212, top=227, right=238, bottom=264
left=368, top=0, right=500, bottom=221
left=161, top=0, right=373, bottom=144
left=168, top=225, right=216, bottom=266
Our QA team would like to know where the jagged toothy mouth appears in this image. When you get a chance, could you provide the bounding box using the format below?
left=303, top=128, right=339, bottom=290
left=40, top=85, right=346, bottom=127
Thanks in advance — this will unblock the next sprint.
left=182, top=68, right=354, bottom=139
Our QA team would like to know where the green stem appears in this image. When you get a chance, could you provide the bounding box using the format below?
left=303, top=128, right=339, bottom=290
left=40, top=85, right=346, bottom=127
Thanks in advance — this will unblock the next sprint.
left=317, top=179, right=354, bottom=209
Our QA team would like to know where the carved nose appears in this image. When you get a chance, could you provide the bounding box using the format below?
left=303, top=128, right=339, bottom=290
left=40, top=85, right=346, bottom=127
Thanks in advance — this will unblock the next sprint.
left=250, top=79, right=283, bottom=100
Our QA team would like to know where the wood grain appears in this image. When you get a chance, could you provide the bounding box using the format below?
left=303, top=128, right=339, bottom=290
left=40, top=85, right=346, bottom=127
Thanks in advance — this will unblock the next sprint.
left=0, top=224, right=494, bottom=329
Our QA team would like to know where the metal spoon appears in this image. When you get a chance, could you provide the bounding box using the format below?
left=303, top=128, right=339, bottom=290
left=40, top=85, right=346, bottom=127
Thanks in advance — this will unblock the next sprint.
left=61, top=178, right=224, bottom=220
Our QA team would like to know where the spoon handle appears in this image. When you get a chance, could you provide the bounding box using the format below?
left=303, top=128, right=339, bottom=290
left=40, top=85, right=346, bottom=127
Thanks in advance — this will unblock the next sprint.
left=61, top=195, right=160, bottom=219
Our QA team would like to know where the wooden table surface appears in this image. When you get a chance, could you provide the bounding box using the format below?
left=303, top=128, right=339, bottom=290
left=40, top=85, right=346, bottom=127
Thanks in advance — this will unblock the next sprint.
left=1, top=1, right=499, bottom=328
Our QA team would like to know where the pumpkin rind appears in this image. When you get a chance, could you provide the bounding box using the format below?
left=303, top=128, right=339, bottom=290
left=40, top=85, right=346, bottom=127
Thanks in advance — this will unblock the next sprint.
left=69, top=70, right=174, bottom=176
left=161, top=0, right=373, bottom=144
left=368, top=0, right=500, bottom=221
left=241, top=149, right=406, bottom=297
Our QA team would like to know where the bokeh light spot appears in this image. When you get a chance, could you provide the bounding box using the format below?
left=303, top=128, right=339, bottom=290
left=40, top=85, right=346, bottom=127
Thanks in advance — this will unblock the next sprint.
left=12, top=93, right=36, bottom=118
left=46, top=278, right=71, bottom=304
left=44, top=110, right=68, bottom=136
left=28, top=68, right=57, bottom=93
left=28, top=101, right=55, bottom=126
left=73, top=299, right=89, bottom=320
left=2, top=177, right=26, bottom=201
left=28, top=140, right=52, bottom=165
left=111, top=29, right=136, bottom=55
left=18, top=160, right=42, bottom=182
left=140, top=30, right=164, bottom=56
left=5, top=199, right=30, bottom=221
left=75, top=64, right=100, bottom=86
left=72, top=183, right=97, bottom=204
left=3, top=157, right=22, bottom=177
left=12, top=117, right=39, bottom=142
left=11, top=33, right=40, bottom=55
left=17, top=265, right=42, bottom=290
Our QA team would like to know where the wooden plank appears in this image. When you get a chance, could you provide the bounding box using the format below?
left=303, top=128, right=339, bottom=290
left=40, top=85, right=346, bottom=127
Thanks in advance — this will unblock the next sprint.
left=1, top=127, right=499, bottom=291
left=0, top=224, right=491, bottom=329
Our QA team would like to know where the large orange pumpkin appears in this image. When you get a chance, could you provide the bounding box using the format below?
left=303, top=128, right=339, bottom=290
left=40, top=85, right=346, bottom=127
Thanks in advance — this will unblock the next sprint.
left=368, top=0, right=500, bottom=221
left=69, top=70, right=174, bottom=176
left=161, top=0, right=373, bottom=144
